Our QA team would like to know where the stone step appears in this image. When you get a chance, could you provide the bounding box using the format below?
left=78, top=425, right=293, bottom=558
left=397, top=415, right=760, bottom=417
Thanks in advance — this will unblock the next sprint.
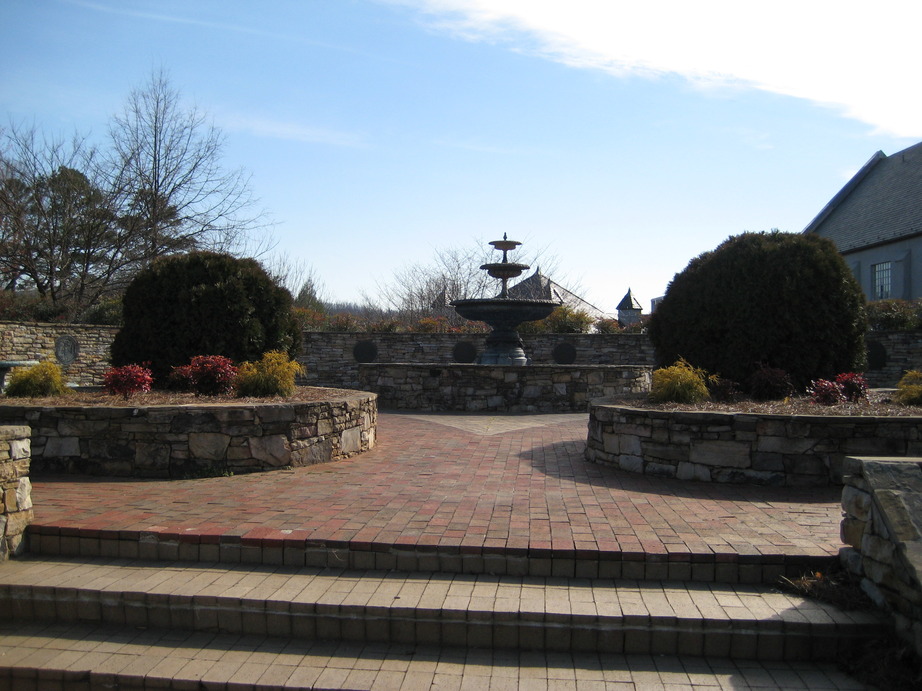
left=26, top=525, right=836, bottom=585
left=0, top=557, right=887, bottom=662
left=0, top=622, right=865, bottom=691
left=0, top=621, right=870, bottom=691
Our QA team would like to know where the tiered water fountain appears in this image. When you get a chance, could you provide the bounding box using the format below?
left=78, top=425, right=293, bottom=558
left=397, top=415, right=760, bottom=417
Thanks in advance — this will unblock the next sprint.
left=451, top=235, right=558, bottom=365
left=353, top=236, right=652, bottom=412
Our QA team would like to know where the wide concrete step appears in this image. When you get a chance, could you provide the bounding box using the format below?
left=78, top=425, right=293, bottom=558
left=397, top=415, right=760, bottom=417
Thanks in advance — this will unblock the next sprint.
left=27, top=525, right=835, bottom=585
left=0, top=621, right=872, bottom=691
left=0, top=557, right=887, bottom=662
left=0, top=621, right=871, bottom=691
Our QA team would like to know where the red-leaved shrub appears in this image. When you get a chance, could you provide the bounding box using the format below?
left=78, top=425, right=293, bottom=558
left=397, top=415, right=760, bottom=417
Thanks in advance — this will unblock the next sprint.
left=169, top=355, right=238, bottom=396
left=808, top=379, right=845, bottom=406
left=103, top=364, right=153, bottom=400
left=835, top=372, right=869, bottom=402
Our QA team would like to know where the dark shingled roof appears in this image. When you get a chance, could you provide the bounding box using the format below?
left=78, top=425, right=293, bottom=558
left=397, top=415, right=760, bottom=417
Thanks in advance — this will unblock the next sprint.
left=616, top=288, right=642, bottom=311
left=803, top=141, right=922, bottom=252
left=506, top=270, right=610, bottom=320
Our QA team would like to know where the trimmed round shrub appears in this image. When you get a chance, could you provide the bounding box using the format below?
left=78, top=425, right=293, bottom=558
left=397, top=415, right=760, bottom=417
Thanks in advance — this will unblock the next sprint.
left=236, top=350, right=304, bottom=397
left=649, top=358, right=710, bottom=403
left=4, top=361, right=69, bottom=397
left=111, top=252, right=300, bottom=382
left=648, top=231, right=866, bottom=391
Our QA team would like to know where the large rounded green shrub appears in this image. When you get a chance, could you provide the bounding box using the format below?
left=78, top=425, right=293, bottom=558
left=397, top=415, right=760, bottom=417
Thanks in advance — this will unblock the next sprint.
left=110, top=252, right=300, bottom=382
left=648, top=231, right=866, bottom=390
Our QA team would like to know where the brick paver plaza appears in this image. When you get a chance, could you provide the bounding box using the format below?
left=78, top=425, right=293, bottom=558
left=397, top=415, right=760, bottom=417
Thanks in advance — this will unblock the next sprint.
left=2, top=411, right=869, bottom=689
left=29, top=412, right=842, bottom=562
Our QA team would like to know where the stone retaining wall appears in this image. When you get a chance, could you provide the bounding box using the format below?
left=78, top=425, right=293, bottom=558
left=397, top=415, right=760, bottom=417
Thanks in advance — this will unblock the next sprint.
left=865, top=331, right=922, bottom=388
left=0, top=321, right=118, bottom=387
left=0, top=322, right=655, bottom=388
left=0, top=392, right=376, bottom=479
left=304, top=332, right=655, bottom=389
left=586, top=404, right=922, bottom=486
left=840, top=456, right=922, bottom=657
left=6, top=319, right=920, bottom=389
left=0, top=426, right=31, bottom=561
left=359, top=364, right=652, bottom=412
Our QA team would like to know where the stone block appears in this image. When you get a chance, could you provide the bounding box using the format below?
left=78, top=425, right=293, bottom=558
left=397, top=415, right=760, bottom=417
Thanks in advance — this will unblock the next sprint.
left=248, top=434, right=291, bottom=466
left=339, top=427, right=363, bottom=455
left=676, top=462, right=710, bottom=482
left=43, top=436, right=80, bottom=457
left=841, top=517, right=866, bottom=549
left=755, top=436, right=816, bottom=455
left=133, top=442, right=171, bottom=471
left=645, top=462, right=677, bottom=479
left=751, top=453, right=784, bottom=472
left=9, top=438, right=30, bottom=460
left=842, top=485, right=872, bottom=521
left=643, top=442, right=688, bottom=463
left=188, top=432, right=231, bottom=461
left=618, top=455, right=644, bottom=473
left=689, top=440, right=751, bottom=468
left=862, top=534, right=896, bottom=565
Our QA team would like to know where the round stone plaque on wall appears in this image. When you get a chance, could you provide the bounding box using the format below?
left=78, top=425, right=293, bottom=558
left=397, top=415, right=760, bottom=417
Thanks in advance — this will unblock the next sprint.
left=452, top=341, right=477, bottom=364
left=55, top=335, right=80, bottom=365
left=552, top=342, right=577, bottom=365
left=353, top=340, right=378, bottom=363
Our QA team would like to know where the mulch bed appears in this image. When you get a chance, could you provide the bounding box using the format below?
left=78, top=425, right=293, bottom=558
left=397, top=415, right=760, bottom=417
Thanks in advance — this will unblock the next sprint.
left=609, top=389, right=920, bottom=416
left=0, top=386, right=356, bottom=407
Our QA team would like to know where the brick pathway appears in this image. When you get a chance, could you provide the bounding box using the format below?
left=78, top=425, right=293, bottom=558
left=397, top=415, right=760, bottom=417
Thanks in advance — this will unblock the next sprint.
left=29, top=412, right=843, bottom=561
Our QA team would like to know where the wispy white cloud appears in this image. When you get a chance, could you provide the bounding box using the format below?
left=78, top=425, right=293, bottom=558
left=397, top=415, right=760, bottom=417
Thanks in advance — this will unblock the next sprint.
left=384, top=0, right=922, bottom=138
left=219, top=113, right=366, bottom=148
left=63, top=0, right=386, bottom=60
left=64, top=0, right=292, bottom=40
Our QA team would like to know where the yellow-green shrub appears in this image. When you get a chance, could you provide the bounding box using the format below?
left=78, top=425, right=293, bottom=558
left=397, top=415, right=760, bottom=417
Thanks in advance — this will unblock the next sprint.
left=4, top=361, right=70, bottom=397
left=650, top=358, right=710, bottom=404
left=895, top=370, right=922, bottom=405
left=235, top=351, right=304, bottom=397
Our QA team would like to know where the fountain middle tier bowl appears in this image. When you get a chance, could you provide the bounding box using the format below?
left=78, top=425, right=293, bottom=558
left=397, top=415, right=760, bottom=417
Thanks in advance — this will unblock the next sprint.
left=450, top=298, right=558, bottom=327
left=480, top=262, right=530, bottom=280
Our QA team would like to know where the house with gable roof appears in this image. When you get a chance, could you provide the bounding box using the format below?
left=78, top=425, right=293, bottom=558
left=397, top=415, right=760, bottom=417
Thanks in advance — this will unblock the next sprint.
left=803, top=141, right=922, bottom=301
left=506, top=269, right=612, bottom=321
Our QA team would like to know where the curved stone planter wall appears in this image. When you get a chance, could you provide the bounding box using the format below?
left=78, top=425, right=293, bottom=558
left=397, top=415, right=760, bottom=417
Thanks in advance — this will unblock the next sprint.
left=840, top=456, right=922, bottom=657
left=0, top=425, right=32, bottom=560
left=359, top=363, right=652, bottom=412
left=586, top=403, right=922, bottom=486
left=0, top=391, right=376, bottom=479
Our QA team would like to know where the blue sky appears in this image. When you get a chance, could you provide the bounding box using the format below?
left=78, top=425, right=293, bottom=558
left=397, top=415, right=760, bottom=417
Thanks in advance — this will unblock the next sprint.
left=3, top=0, right=921, bottom=313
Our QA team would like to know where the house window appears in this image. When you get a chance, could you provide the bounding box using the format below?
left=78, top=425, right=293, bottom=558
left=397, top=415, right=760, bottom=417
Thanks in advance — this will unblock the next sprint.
left=873, top=262, right=892, bottom=299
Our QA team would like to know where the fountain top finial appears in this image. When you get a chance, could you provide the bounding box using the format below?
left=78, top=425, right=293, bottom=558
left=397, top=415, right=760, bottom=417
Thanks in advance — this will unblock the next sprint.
left=489, top=235, right=521, bottom=255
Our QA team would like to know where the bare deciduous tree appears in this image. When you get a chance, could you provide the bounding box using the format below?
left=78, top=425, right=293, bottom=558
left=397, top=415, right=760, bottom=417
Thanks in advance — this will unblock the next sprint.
left=0, top=71, right=269, bottom=320
left=374, top=240, right=565, bottom=326
left=106, top=70, right=267, bottom=262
